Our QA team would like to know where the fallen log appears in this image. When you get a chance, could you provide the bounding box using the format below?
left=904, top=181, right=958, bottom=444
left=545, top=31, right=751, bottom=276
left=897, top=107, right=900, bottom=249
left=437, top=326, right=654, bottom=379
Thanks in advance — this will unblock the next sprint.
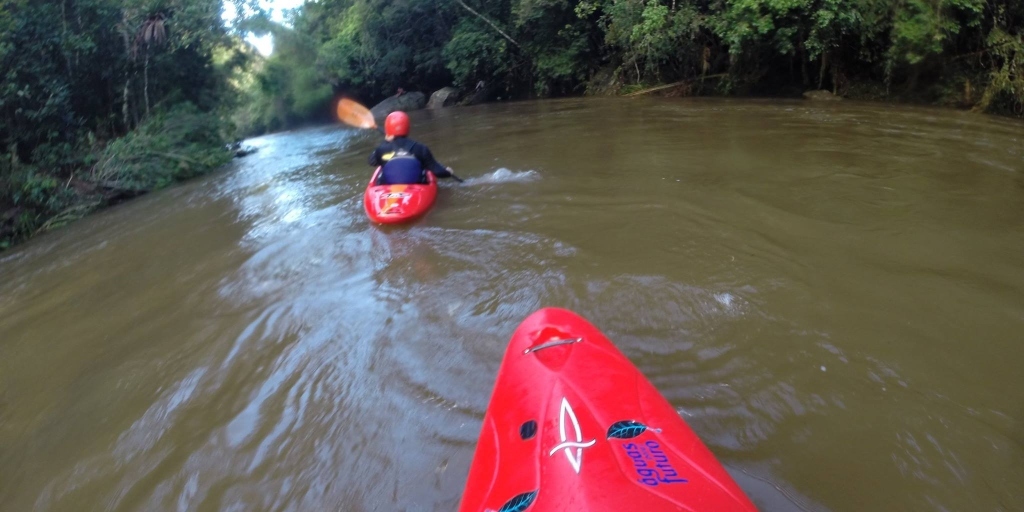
left=624, top=74, right=728, bottom=97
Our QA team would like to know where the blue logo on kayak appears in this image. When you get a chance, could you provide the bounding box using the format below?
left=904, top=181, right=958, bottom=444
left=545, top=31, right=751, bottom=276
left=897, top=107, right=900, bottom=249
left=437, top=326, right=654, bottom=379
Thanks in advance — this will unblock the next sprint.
left=608, top=420, right=661, bottom=439
left=498, top=491, right=537, bottom=512
left=606, top=419, right=647, bottom=440
left=621, top=441, right=688, bottom=486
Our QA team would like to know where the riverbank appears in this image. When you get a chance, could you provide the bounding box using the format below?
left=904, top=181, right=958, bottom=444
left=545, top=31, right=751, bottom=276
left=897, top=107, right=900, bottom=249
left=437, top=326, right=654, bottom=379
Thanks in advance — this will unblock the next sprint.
left=592, top=71, right=1019, bottom=116
left=0, top=0, right=259, bottom=252
left=1, top=105, right=239, bottom=251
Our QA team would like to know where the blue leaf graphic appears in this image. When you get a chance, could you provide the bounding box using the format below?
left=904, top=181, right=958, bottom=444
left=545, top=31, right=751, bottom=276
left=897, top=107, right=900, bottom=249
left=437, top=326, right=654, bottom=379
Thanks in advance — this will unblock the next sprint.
left=498, top=491, right=537, bottom=512
left=607, top=420, right=648, bottom=439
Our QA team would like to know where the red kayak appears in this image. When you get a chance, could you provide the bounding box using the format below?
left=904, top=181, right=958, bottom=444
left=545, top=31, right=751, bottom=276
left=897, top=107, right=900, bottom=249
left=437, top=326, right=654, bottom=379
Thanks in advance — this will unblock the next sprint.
left=459, top=308, right=758, bottom=511
left=363, top=167, right=438, bottom=224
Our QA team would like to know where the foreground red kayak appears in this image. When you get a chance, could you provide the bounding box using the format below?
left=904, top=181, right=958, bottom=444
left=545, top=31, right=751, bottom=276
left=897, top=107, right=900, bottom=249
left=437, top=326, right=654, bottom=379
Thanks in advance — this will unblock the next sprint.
left=459, top=308, right=758, bottom=511
left=363, top=167, right=437, bottom=224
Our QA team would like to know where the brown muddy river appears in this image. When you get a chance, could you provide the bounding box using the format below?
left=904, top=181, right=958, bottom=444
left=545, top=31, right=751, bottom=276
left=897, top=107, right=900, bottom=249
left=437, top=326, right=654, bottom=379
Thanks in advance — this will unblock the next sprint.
left=1, top=98, right=1023, bottom=511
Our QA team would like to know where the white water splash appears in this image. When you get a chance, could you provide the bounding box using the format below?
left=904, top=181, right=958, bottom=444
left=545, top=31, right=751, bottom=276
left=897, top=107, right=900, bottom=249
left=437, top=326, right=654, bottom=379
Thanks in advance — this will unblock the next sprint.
left=461, top=168, right=540, bottom=186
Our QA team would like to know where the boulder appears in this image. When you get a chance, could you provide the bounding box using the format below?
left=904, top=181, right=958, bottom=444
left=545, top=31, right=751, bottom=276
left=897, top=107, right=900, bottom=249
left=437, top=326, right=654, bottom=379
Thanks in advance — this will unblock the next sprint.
left=803, top=89, right=842, bottom=101
left=228, top=140, right=258, bottom=158
left=427, top=87, right=462, bottom=109
left=370, top=91, right=427, bottom=123
left=461, top=85, right=493, bottom=106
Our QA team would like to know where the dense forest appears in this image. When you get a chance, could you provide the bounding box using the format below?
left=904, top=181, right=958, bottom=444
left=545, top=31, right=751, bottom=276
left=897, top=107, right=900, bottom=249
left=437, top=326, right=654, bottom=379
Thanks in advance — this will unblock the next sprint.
left=2, top=0, right=1023, bottom=249
left=243, top=0, right=1024, bottom=133
left=0, top=0, right=259, bottom=248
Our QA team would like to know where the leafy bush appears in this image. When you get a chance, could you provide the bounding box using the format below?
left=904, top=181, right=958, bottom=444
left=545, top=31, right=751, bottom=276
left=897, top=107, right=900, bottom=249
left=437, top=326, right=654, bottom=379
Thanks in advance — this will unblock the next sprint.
left=93, top=103, right=232, bottom=190
left=977, top=26, right=1024, bottom=115
left=443, top=22, right=511, bottom=88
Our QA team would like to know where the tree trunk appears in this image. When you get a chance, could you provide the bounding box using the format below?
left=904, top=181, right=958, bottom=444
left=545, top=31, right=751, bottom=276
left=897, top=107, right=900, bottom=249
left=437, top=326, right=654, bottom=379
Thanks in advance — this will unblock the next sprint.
left=906, top=64, right=920, bottom=93
left=61, top=0, right=72, bottom=77
left=797, top=34, right=809, bottom=86
left=832, top=64, right=839, bottom=95
left=144, top=49, right=150, bottom=116
left=75, top=1, right=83, bottom=66
left=120, top=10, right=131, bottom=130
left=122, top=80, right=130, bottom=129
left=453, top=0, right=520, bottom=49
left=818, top=52, right=829, bottom=89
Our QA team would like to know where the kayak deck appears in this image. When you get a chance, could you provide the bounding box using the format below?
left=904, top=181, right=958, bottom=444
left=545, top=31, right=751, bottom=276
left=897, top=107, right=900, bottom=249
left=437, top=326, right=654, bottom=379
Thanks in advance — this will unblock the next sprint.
left=459, top=307, right=758, bottom=511
left=363, top=168, right=437, bottom=224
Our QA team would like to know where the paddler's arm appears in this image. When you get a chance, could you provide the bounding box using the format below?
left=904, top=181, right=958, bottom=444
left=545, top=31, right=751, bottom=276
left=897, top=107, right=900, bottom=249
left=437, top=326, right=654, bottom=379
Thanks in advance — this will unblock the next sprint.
left=368, top=146, right=384, bottom=167
left=413, top=142, right=453, bottom=178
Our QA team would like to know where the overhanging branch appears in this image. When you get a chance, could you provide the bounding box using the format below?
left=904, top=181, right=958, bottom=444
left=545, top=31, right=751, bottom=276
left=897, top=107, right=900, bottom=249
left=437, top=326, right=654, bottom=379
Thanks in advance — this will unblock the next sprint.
left=454, top=0, right=520, bottom=49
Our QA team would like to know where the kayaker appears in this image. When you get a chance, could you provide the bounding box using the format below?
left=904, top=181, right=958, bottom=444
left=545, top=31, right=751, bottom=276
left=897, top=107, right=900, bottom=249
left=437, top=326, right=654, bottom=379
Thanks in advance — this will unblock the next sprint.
left=368, top=111, right=456, bottom=185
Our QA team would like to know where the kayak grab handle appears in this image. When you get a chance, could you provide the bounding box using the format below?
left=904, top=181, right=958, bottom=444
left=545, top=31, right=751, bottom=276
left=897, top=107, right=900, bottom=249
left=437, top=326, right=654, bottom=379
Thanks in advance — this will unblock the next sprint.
left=523, top=337, right=582, bottom=354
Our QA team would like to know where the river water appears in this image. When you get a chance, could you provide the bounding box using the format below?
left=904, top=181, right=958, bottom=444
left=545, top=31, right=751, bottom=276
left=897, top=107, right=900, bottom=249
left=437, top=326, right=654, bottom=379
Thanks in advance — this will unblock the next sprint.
left=1, top=98, right=1022, bottom=511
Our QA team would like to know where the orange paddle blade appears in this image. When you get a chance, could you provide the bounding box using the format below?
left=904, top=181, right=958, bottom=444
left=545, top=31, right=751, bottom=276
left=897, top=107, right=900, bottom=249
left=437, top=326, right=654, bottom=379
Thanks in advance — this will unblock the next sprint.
left=336, top=98, right=377, bottom=129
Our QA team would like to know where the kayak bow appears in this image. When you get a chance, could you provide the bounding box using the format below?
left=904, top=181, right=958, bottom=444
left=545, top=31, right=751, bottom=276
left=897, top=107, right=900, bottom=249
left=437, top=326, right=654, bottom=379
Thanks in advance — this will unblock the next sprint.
left=459, top=307, right=758, bottom=511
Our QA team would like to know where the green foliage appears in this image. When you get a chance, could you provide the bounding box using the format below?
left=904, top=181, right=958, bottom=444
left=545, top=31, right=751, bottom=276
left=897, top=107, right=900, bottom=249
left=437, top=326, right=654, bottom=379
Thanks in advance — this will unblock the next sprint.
left=310, top=0, right=456, bottom=98
left=229, top=23, right=335, bottom=135
left=515, top=0, right=601, bottom=95
left=9, top=171, right=71, bottom=214
left=1, top=0, right=261, bottom=249
left=93, top=103, right=231, bottom=190
left=888, top=0, right=984, bottom=66
left=533, top=41, right=586, bottom=95
left=710, top=0, right=810, bottom=56
left=604, top=1, right=701, bottom=81
left=315, top=2, right=381, bottom=90
left=293, top=68, right=335, bottom=119
left=977, top=25, right=1024, bottom=115
left=245, top=0, right=1021, bottom=117
left=804, top=0, right=872, bottom=60
left=443, top=22, right=511, bottom=87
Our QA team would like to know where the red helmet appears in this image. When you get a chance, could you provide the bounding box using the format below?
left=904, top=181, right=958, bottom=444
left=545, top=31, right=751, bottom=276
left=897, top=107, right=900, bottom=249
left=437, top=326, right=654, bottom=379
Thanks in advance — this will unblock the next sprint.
left=384, top=111, right=410, bottom=137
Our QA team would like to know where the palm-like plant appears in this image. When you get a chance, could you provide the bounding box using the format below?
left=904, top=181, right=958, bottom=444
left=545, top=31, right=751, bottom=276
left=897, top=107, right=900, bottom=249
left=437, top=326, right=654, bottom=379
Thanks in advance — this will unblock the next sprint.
left=132, top=13, right=167, bottom=116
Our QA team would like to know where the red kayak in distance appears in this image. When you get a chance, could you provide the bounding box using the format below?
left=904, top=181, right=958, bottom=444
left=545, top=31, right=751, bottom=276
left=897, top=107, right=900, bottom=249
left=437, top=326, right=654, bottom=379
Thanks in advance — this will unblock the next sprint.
left=459, top=308, right=758, bottom=512
left=363, top=167, right=438, bottom=224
